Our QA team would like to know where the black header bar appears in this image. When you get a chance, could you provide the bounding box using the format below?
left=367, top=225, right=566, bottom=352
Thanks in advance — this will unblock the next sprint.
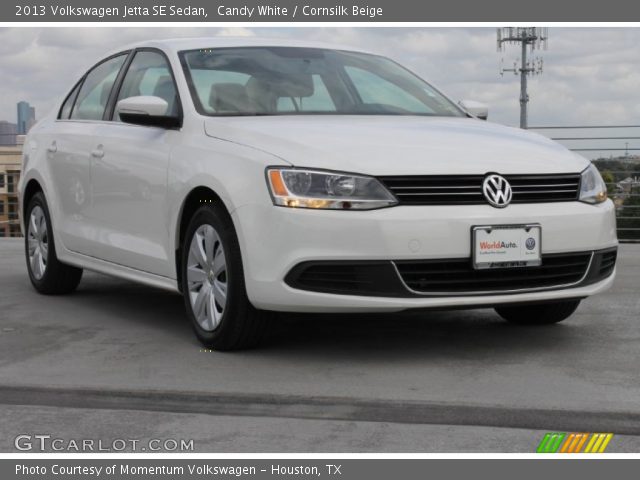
left=4, top=0, right=640, bottom=22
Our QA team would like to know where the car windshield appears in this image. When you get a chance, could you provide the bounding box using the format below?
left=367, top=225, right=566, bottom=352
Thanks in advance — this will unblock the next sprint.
left=179, top=47, right=464, bottom=117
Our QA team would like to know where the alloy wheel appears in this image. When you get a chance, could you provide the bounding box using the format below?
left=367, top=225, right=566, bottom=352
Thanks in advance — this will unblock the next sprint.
left=27, top=205, right=49, bottom=280
left=186, top=224, right=228, bottom=331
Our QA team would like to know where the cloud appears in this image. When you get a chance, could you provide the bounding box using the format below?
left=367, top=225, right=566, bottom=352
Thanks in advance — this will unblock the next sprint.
left=1, top=27, right=639, bottom=148
left=216, top=27, right=255, bottom=37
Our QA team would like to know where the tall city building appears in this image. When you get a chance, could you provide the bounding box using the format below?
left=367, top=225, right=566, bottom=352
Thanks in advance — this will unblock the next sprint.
left=28, top=106, right=36, bottom=131
left=17, top=101, right=36, bottom=134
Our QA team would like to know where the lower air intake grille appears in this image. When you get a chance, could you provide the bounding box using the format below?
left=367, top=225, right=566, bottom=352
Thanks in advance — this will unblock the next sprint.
left=284, top=261, right=407, bottom=297
left=395, top=252, right=592, bottom=293
left=285, top=248, right=616, bottom=297
left=598, top=249, right=617, bottom=277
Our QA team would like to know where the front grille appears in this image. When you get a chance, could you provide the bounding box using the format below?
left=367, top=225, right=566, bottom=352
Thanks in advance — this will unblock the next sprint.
left=395, top=252, right=592, bottom=294
left=378, top=173, right=581, bottom=206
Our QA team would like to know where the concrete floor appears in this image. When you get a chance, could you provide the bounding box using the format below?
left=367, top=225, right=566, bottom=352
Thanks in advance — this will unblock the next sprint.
left=0, top=238, right=639, bottom=452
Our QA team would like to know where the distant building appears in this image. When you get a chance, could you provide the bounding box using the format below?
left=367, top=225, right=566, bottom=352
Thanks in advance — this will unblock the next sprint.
left=0, top=144, right=22, bottom=237
left=17, top=101, right=36, bottom=134
left=617, top=176, right=640, bottom=194
left=28, top=106, right=36, bottom=131
left=0, top=121, right=17, bottom=146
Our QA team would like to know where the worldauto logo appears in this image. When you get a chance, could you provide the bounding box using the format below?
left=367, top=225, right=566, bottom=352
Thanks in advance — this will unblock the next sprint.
left=483, top=174, right=513, bottom=208
left=479, top=241, right=518, bottom=250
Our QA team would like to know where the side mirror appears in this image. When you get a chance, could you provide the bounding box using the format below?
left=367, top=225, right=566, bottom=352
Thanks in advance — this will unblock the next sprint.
left=459, top=100, right=489, bottom=120
left=116, top=96, right=181, bottom=128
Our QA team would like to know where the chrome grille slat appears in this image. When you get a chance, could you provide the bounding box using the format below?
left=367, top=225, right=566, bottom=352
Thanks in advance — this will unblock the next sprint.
left=391, top=185, right=481, bottom=190
left=395, top=192, right=482, bottom=196
left=511, top=183, right=578, bottom=188
left=511, top=189, right=577, bottom=193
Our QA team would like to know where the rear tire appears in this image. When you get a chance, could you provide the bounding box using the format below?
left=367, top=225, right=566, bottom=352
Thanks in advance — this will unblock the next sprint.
left=495, top=300, right=581, bottom=325
left=181, top=202, right=271, bottom=350
left=25, top=192, right=83, bottom=294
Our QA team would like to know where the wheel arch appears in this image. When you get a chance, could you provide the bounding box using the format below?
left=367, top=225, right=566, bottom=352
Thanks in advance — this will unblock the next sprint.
left=174, top=186, right=233, bottom=292
left=21, top=178, right=45, bottom=232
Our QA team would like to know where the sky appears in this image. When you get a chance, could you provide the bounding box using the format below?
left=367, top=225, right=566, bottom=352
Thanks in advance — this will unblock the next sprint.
left=1, top=27, right=639, bottom=157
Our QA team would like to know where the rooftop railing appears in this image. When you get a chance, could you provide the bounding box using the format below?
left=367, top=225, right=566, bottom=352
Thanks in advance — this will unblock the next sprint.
left=529, top=125, right=640, bottom=243
left=2, top=130, right=639, bottom=242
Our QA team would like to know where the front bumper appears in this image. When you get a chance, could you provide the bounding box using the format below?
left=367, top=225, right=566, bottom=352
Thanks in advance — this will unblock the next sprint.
left=231, top=200, right=618, bottom=312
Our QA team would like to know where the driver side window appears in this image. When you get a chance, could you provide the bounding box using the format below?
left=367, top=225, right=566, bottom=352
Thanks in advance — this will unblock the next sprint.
left=114, top=50, right=179, bottom=121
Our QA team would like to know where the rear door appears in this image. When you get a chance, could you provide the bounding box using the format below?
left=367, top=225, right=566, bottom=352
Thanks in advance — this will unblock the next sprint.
left=47, top=53, right=129, bottom=254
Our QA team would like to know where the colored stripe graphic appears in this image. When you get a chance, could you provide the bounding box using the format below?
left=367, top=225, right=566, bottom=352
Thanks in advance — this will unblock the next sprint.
left=537, top=433, right=613, bottom=453
left=597, top=433, right=614, bottom=453
left=560, top=433, right=577, bottom=453
left=536, top=433, right=566, bottom=453
left=572, top=433, right=590, bottom=453
left=584, top=433, right=614, bottom=453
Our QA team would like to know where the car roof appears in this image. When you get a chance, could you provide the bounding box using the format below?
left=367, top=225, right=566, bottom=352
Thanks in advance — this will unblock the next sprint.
left=109, top=36, right=377, bottom=57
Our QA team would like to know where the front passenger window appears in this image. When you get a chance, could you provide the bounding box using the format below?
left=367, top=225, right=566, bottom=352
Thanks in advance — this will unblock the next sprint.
left=70, top=54, right=127, bottom=121
left=114, top=51, right=179, bottom=120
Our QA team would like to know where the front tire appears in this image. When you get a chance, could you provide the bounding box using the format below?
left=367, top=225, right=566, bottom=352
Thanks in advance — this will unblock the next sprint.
left=25, top=192, right=83, bottom=294
left=495, top=300, right=581, bottom=325
left=181, top=203, right=270, bottom=350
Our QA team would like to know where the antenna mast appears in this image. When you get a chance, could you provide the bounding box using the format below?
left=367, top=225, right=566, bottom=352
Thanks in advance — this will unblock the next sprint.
left=497, top=27, right=548, bottom=129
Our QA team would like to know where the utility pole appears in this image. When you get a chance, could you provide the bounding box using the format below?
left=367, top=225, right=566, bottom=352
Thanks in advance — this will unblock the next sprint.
left=498, top=28, right=548, bottom=129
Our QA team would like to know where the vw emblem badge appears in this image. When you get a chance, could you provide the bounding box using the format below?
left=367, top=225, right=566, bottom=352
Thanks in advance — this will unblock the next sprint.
left=482, top=174, right=513, bottom=208
left=525, top=237, right=536, bottom=250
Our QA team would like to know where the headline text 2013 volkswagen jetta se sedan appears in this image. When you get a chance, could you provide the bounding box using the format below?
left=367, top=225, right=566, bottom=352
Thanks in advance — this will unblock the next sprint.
left=19, top=38, right=618, bottom=350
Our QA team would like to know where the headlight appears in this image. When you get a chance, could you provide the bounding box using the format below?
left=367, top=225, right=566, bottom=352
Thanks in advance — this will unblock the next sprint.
left=579, top=163, right=608, bottom=204
left=266, top=168, right=397, bottom=210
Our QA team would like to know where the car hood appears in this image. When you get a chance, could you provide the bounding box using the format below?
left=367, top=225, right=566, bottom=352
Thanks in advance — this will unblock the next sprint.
left=203, top=116, right=588, bottom=175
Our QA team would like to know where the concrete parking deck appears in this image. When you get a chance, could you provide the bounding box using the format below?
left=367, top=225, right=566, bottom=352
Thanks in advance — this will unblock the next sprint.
left=0, top=239, right=638, bottom=452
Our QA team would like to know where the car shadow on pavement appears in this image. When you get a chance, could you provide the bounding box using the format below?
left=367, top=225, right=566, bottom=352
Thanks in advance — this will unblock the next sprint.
left=264, top=309, right=579, bottom=360
left=65, top=272, right=582, bottom=360
left=68, top=273, right=192, bottom=340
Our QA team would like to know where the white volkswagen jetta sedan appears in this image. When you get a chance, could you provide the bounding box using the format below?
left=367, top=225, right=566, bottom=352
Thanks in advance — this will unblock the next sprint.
left=19, top=38, right=617, bottom=349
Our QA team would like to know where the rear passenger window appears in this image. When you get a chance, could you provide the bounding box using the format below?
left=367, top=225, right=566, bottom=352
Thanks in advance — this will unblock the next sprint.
left=59, top=81, right=82, bottom=119
left=70, top=54, right=127, bottom=121
left=114, top=51, right=179, bottom=119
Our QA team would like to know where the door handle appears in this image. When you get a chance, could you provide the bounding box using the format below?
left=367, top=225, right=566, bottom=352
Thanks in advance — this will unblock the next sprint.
left=90, top=147, right=104, bottom=159
left=47, top=142, right=57, bottom=153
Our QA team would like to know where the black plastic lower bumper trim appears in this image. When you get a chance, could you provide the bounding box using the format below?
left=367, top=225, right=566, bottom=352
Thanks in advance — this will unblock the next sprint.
left=284, top=247, right=617, bottom=298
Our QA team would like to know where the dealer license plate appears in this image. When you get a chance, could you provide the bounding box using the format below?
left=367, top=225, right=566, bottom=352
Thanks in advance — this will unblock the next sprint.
left=472, top=224, right=541, bottom=269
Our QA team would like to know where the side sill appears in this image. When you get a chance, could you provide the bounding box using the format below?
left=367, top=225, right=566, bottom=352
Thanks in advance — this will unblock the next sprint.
left=56, top=246, right=180, bottom=293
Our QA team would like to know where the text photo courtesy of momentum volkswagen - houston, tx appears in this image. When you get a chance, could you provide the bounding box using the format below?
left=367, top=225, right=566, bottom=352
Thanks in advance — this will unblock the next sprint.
left=0, top=0, right=640, bottom=477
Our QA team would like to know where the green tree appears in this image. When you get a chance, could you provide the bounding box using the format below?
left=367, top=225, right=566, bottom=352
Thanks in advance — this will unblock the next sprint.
left=601, top=170, right=616, bottom=195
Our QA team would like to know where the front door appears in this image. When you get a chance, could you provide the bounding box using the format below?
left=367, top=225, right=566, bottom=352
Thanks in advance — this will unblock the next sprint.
left=83, top=50, right=180, bottom=277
